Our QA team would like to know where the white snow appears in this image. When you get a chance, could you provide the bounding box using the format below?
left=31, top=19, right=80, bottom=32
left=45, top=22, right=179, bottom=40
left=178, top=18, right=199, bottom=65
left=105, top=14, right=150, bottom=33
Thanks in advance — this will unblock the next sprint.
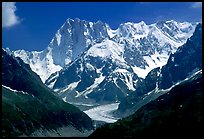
left=96, top=67, right=103, bottom=74
left=46, top=82, right=55, bottom=90
left=47, top=73, right=59, bottom=89
left=163, top=23, right=172, bottom=31
left=12, top=19, right=195, bottom=87
left=114, top=68, right=129, bottom=73
left=143, top=69, right=202, bottom=103
left=64, top=58, right=71, bottom=65
left=113, top=69, right=135, bottom=91
left=132, top=51, right=169, bottom=79
left=151, top=25, right=182, bottom=51
left=76, top=75, right=105, bottom=98
left=160, top=69, right=202, bottom=93
left=84, top=103, right=120, bottom=123
left=55, top=31, right=62, bottom=46
left=86, top=39, right=125, bottom=63
left=171, top=57, right=175, bottom=62
left=143, top=56, right=157, bottom=68
left=3, top=85, right=19, bottom=93
left=132, top=66, right=150, bottom=79
left=133, top=21, right=150, bottom=36
left=113, top=77, right=123, bottom=89
left=31, top=59, right=62, bottom=83
left=59, top=81, right=81, bottom=94
left=53, top=89, right=60, bottom=92
left=107, top=27, right=117, bottom=38
left=132, top=34, right=147, bottom=39
left=62, top=96, right=67, bottom=102
left=13, top=50, right=63, bottom=83
left=13, top=50, right=30, bottom=63
left=69, top=102, right=95, bottom=107
left=150, top=51, right=169, bottom=67
left=2, top=85, right=34, bottom=97
left=125, top=75, right=135, bottom=91
left=86, top=63, right=95, bottom=71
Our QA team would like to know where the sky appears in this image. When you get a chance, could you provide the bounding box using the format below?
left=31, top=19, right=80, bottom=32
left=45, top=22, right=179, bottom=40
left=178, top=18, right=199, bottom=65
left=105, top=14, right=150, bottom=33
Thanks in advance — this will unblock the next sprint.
left=2, top=2, right=202, bottom=51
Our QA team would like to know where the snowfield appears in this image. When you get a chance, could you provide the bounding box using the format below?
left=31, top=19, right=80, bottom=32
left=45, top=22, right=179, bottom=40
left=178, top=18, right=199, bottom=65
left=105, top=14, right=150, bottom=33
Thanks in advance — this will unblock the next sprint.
left=84, top=103, right=120, bottom=123
left=2, top=85, right=34, bottom=97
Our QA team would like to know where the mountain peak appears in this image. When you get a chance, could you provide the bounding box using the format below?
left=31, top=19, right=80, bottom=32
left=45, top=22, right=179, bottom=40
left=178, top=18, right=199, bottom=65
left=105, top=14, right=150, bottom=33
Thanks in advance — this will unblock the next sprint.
left=66, top=17, right=84, bottom=22
left=166, top=19, right=177, bottom=23
left=155, top=20, right=177, bottom=26
left=13, top=19, right=196, bottom=84
left=64, top=17, right=90, bottom=29
left=3, top=47, right=12, bottom=55
left=95, top=20, right=104, bottom=24
left=66, top=17, right=74, bottom=22
left=137, top=20, right=146, bottom=25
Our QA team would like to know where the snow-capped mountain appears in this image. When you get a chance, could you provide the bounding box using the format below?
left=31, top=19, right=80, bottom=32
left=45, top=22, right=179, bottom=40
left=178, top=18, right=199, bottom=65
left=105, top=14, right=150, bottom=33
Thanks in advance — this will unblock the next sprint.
left=12, top=18, right=197, bottom=105
left=13, top=19, right=196, bottom=83
left=117, top=23, right=202, bottom=117
left=110, top=20, right=196, bottom=78
left=13, top=18, right=109, bottom=83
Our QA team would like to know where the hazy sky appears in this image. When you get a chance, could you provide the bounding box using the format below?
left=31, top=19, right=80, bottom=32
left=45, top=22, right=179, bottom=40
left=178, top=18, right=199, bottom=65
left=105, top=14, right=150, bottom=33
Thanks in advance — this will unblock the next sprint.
left=2, top=2, right=202, bottom=51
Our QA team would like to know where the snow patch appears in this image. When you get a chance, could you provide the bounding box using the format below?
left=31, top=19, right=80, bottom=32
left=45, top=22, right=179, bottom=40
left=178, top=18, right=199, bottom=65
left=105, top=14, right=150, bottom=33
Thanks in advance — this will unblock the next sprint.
left=13, top=50, right=63, bottom=83
left=56, top=31, right=62, bottom=46
left=114, top=68, right=129, bottom=73
left=113, top=69, right=136, bottom=91
left=59, top=81, right=81, bottom=94
left=86, top=63, right=95, bottom=71
left=69, top=102, right=96, bottom=107
left=86, top=39, right=125, bottom=63
left=47, top=73, right=59, bottom=89
left=62, top=96, right=67, bottom=102
left=76, top=75, right=105, bottom=98
left=132, top=66, right=151, bottom=79
left=107, top=28, right=117, bottom=38
left=96, top=67, right=103, bottom=74
left=2, top=85, right=34, bottom=97
left=132, top=51, right=169, bottom=79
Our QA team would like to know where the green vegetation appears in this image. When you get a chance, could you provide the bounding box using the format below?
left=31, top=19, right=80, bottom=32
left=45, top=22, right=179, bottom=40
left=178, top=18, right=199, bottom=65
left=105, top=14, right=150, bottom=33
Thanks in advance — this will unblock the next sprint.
left=2, top=49, right=93, bottom=137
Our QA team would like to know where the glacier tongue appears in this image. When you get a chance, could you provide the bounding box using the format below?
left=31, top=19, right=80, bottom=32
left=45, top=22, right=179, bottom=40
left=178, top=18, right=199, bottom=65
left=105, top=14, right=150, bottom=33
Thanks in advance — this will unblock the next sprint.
left=84, top=103, right=120, bottom=123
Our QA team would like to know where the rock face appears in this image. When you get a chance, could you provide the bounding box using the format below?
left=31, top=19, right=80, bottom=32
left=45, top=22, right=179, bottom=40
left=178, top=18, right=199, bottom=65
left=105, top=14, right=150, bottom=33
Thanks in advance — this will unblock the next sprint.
left=12, top=18, right=110, bottom=83
left=117, top=23, right=202, bottom=116
left=12, top=18, right=197, bottom=105
left=2, top=49, right=93, bottom=137
left=159, top=23, right=202, bottom=89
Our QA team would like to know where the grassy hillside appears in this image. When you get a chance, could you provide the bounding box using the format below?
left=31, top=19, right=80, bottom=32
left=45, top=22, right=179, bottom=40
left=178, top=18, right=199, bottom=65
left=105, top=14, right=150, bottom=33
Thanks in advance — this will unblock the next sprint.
left=2, top=49, right=93, bottom=137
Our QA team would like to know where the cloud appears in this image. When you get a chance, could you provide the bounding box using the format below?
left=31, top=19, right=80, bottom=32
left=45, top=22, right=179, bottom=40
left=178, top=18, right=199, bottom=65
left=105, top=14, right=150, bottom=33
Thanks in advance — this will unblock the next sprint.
left=191, top=2, right=202, bottom=8
left=2, top=2, right=20, bottom=27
